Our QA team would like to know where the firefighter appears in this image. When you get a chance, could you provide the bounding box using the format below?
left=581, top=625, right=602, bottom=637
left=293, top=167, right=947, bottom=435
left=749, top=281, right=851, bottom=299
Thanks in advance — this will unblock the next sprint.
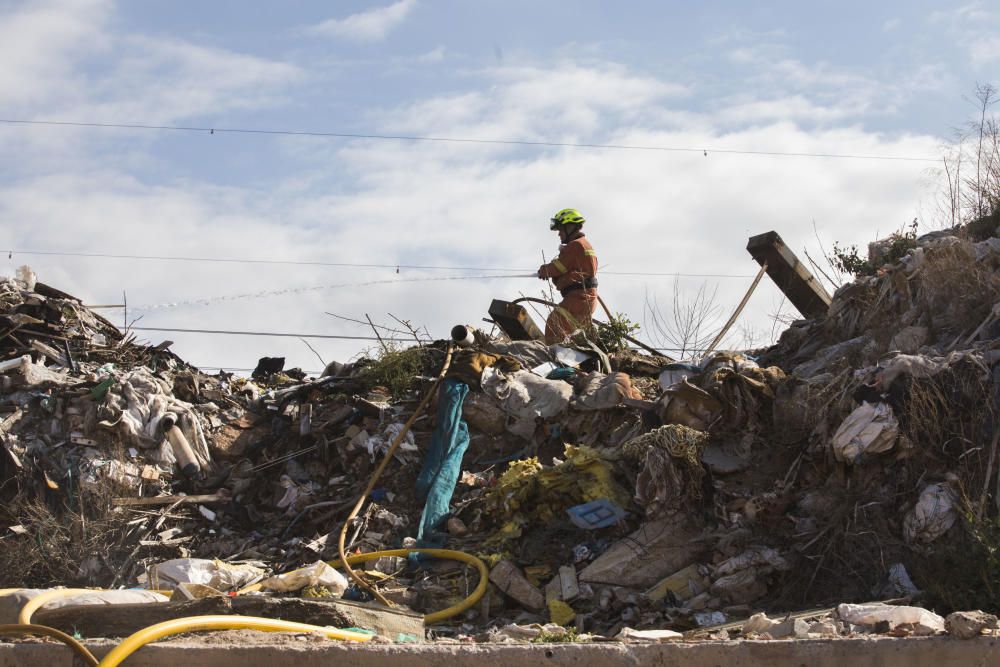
left=537, top=208, right=599, bottom=344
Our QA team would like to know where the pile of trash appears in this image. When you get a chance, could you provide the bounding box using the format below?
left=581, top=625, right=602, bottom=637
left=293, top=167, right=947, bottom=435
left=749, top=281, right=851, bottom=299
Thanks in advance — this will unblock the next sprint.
left=2, top=221, right=1000, bottom=644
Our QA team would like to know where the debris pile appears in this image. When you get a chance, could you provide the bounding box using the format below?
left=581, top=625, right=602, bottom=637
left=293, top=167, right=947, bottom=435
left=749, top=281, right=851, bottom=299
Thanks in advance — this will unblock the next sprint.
left=2, top=222, right=1000, bottom=645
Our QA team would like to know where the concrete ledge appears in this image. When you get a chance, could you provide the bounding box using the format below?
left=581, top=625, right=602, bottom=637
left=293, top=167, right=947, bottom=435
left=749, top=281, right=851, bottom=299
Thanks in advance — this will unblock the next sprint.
left=1, top=635, right=999, bottom=667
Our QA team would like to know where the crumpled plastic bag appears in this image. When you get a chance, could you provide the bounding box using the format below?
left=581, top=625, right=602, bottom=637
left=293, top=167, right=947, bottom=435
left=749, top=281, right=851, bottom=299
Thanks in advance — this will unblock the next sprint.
left=831, top=402, right=898, bottom=463
left=837, top=602, right=945, bottom=634
left=904, top=482, right=958, bottom=543
left=144, top=558, right=266, bottom=592
left=259, top=560, right=348, bottom=595
left=481, top=367, right=572, bottom=420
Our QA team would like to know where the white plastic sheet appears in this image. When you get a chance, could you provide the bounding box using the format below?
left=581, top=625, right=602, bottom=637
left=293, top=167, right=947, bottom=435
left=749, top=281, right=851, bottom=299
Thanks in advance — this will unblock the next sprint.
left=837, top=602, right=945, bottom=634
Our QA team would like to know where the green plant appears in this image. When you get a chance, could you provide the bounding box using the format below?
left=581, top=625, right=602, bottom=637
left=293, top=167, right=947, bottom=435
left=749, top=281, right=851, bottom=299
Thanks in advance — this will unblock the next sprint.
left=830, top=220, right=918, bottom=278
left=531, top=627, right=590, bottom=643
left=361, top=345, right=430, bottom=398
left=597, top=312, right=640, bottom=353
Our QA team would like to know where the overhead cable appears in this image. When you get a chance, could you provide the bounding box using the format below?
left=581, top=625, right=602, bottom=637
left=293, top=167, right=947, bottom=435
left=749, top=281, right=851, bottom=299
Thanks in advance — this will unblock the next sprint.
left=127, top=325, right=700, bottom=352
left=8, top=249, right=756, bottom=279
left=0, top=118, right=937, bottom=162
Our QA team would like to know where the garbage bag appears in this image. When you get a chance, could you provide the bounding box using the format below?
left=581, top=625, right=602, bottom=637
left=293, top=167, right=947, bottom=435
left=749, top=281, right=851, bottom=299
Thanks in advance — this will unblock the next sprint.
left=904, top=482, right=958, bottom=543
left=481, top=367, right=572, bottom=420
left=145, top=558, right=266, bottom=591
left=259, top=561, right=348, bottom=594
left=831, top=402, right=898, bottom=463
left=415, top=379, right=470, bottom=547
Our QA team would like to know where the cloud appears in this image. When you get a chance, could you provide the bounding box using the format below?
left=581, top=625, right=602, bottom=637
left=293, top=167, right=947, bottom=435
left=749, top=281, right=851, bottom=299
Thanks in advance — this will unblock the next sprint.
left=307, top=0, right=417, bottom=42
left=970, top=35, right=1000, bottom=65
left=0, top=19, right=946, bottom=372
left=926, top=2, right=1000, bottom=67
left=883, top=18, right=901, bottom=32
left=0, top=0, right=112, bottom=109
left=0, top=0, right=302, bottom=166
left=83, top=36, right=302, bottom=123
left=418, top=45, right=446, bottom=63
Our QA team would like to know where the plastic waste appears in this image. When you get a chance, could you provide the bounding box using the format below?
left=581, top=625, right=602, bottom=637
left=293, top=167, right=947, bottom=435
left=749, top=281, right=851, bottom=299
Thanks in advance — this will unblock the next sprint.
left=837, top=602, right=945, bottom=634
left=616, top=627, right=683, bottom=641
left=831, top=401, right=898, bottom=463
left=567, top=498, right=626, bottom=529
left=259, top=560, right=348, bottom=595
left=904, top=482, right=958, bottom=543
left=144, top=558, right=266, bottom=592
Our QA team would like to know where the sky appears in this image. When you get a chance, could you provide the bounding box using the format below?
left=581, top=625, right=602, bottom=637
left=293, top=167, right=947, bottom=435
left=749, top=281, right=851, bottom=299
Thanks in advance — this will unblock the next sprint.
left=1, top=0, right=998, bottom=374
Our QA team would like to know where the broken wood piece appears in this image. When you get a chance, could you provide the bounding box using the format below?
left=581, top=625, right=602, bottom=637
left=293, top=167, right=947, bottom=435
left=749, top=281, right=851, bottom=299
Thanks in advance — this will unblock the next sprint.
left=29, top=339, right=68, bottom=367
left=113, top=490, right=231, bottom=507
left=747, top=231, right=832, bottom=318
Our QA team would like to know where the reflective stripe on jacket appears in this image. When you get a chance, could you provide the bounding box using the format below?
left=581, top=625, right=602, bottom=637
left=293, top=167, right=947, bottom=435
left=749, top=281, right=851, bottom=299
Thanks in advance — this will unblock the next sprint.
left=538, top=233, right=598, bottom=292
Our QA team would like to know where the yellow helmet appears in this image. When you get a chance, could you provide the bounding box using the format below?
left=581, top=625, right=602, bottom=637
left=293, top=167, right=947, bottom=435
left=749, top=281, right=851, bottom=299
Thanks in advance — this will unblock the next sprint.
left=550, top=208, right=586, bottom=230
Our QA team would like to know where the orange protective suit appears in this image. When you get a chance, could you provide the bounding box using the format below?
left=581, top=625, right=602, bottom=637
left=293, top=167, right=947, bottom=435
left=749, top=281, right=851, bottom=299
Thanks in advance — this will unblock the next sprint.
left=537, top=232, right=599, bottom=344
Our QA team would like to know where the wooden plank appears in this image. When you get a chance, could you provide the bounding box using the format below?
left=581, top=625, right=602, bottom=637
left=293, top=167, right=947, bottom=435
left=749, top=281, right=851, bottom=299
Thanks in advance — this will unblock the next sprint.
left=112, top=492, right=230, bottom=507
left=746, top=231, right=832, bottom=318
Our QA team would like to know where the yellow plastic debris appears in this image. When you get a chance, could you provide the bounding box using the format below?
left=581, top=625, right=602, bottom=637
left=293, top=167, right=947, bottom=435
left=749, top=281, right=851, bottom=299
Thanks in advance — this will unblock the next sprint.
left=548, top=599, right=577, bottom=626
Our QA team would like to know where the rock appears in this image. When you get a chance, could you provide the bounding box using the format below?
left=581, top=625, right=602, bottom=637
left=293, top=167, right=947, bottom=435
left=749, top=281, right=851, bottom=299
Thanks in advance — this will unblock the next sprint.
left=946, top=610, right=999, bottom=639
left=446, top=517, right=468, bottom=536
left=808, top=620, right=839, bottom=637
left=770, top=617, right=810, bottom=639
left=742, top=612, right=777, bottom=635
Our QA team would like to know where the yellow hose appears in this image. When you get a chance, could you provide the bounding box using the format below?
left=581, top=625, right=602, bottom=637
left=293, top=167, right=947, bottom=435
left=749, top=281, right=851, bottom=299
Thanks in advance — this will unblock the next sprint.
left=17, top=588, right=99, bottom=625
left=0, top=623, right=99, bottom=666
left=238, top=547, right=488, bottom=625
left=96, top=615, right=372, bottom=667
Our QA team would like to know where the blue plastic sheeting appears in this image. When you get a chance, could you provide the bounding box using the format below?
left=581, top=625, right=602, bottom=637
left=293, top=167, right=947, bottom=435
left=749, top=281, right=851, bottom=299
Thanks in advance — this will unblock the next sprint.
left=414, top=378, right=470, bottom=548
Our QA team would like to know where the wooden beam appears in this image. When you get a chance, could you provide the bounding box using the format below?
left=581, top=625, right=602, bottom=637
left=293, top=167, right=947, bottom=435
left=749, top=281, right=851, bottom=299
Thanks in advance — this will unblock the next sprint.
left=746, top=231, right=832, bottom=318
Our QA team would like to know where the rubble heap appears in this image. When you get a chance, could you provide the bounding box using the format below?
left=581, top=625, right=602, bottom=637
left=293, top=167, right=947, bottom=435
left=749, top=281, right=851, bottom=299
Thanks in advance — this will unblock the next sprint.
left=2, top=222, right=1000, bottom=643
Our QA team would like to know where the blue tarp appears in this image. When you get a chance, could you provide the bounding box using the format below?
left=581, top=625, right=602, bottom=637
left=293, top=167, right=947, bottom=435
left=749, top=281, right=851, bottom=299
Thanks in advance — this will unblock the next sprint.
left=414, top=378, right=470, bottom=549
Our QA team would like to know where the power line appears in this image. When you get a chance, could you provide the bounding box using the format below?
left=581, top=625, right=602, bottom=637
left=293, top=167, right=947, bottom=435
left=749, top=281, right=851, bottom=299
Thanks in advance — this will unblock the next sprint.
left=129, top=326, right=413, bottom=342
left=8, top=249, right=756, bottom=279
left=0, top=118, right=938, bottom=162
left=128, top=324, right=701, bottom=353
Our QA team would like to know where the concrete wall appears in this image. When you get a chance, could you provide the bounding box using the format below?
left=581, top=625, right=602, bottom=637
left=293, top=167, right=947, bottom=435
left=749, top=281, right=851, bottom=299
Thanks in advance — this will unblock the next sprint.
left=1, top=636, right=998, bottom=667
